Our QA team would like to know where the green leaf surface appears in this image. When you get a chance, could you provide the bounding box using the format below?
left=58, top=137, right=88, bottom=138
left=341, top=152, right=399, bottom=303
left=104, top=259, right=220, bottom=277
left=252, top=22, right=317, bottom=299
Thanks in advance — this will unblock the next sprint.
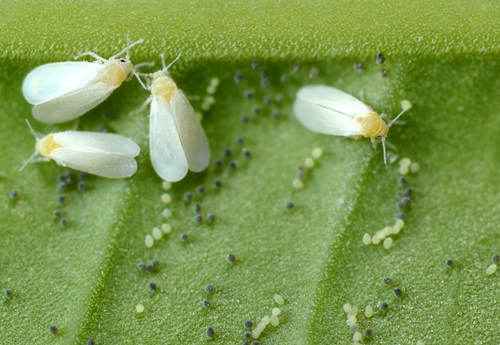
left=1, top=1, right=500, bottom=344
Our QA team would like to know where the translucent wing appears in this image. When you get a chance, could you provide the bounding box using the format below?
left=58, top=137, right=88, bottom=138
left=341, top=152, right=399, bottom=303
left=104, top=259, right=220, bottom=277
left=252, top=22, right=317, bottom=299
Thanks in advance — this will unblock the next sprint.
left=150, top=97, right=189, bottom=182
left=170, top=89, right=210, bottom=172
left=22, top=62, right=104, bottom=105
left=296, top=85, right=372, bottom=116
left=53, top=131, right=140, bottom=157
left=49, top=148, right=137, bottom=178
left=32, top=83, right=116, bottom=124
left=293, top=98, right=362, bottom=137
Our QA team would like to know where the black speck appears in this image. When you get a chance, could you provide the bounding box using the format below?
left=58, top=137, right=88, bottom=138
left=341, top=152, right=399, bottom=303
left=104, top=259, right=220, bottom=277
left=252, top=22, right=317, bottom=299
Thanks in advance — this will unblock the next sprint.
left=229, top=161, right=237, bottom=170
left=402, top=197, right=411, bottom=205
left=223, top=148, right=232, bottom=157
left=245, top=91, right=254, bottom=100
left=146, top=265, right=154, bottom=273
left=364, top=328, right=373, bottom=338
left=196, top=186, right=205, bottom=194
left=204, top=284, right=214, bottom=293
left=148, top=283, right=157, bottom=292
left=49, top=325, right=59, bottom=336
left=405, top=187, right=413, bottom=196
left=206, top=327, right=215, bottom=339
left=241, top=115, right=250, bottom=123
left=78, top=172, right=86, bottom=180
left=383, top=277, right=394, bottom=286
left=4, top=289, right=12, bottom=298
left=87, top=340, right=95, bottom=345
left=244, top=320, right=253, bottom=329
left=251, top=60, right=259, bottom=69
left=183, top=192, right=193, bottom=201
left=396, top=190, right=405, bottom=199
left=243, top=331, right=252, bottom=340
left=214, top=159, right=224, bottom=168
left=253, top=107, right=262, bottom=115
left=394, top=287, right=403, bottom=298
left=234, top=72, right=243, bottom=84
left=398, top=177, right=407, bottom=186
left=214, top=180, right=222, bottom=188
left=446, top=259, right=454, bottom=268
left=380, top=69, right=388, bottom=78
left=59, top=218, right=68, bottom=227
left=53, top=210, right=63, bottom=218
left=151, top=259, right=159, bottom=267
left=138, top=263, right=146, bottom=271
left=354, top=62, right=363, bottom=72
left=207, top=213, right=215, bottom=223
left=203, top=300, right=211, bottom=308
left=227, top=253, right=236, bottom=264
left=57, top=182, right=66, bottom=191
left=380, top=302, right=389, bottom=311
left=493, top=254, right=500, bottom=264
left=180, top=233, right=189, bottom=242
left=376, top=52, right=386, bottom=64
left=57, top=194, right=66, bottom=203
left=237, top=136, right=244, bottom=144
left=285, top=201, right=294, bottom=211
left=193, top=203, right=201, bottom=213
left=194, top=214, right=203, bottom=224
left=78, top=181, right=86, bottom=191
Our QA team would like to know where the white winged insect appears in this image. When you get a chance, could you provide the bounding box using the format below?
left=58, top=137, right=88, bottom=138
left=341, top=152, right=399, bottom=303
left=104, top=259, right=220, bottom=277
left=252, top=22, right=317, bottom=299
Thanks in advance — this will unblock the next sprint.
left=20, top=120, right=140, bottom=178
left=132, top=54, right=210, bottom=182
left=293, top=85, right=410, bottom=164
left=22, top=37, right=144, bottom=124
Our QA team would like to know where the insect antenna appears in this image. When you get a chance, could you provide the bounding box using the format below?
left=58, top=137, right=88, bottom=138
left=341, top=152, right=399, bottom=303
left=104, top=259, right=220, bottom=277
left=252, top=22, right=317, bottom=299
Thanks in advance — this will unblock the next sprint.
left=19, top=120, right=41, bottom=172
left=161, top=52, right=182, bottom=74
left=388, top=108, right=408, bottom=127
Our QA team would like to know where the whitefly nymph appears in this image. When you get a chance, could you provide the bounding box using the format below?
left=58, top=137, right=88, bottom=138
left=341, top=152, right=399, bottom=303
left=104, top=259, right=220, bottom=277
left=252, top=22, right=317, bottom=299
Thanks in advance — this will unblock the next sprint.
left=293, top=85, right=411, bottom=164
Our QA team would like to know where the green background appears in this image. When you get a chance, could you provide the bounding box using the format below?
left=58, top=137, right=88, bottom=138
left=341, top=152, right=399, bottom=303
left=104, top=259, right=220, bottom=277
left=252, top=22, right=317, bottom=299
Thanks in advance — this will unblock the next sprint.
left=1, top=1, right=500, bottom=344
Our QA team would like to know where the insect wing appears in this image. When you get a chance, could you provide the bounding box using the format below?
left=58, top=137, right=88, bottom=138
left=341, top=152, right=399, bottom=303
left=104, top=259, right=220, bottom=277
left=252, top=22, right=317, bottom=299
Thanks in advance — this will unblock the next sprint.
left=53, top=131, right=140, bottom=157
left=33, top=82, right=116, bottom=124
left=170, top=89, right=210, bottom=172
left=23, top=62, right=104, bottom=105
left=50, top=147, right=137, bottom=178
left=150, top=96, right=189, bottom=182
left=296, top=85, right=371, bottom=115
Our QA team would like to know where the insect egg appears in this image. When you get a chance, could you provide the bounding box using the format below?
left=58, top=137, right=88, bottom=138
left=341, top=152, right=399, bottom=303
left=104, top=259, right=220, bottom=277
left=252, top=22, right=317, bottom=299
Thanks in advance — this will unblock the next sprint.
left=272, top=111, right=281, bottom=120
left=145, top=235, right=154, bottom=248
left=380, top=69, right=387, bottom=77
left=205, top=284, right=214, bottom=293
left=350, top=324, right=358, bottom=333
left=77, top=181, right=86, bottom=191
left=293, top=61, right=302, bottom=72
left=243, top=331, right=252, bottom=339
left=354, top=62, right=363, bottom=72
left=194, top=214, right=203, bottom=223
left=207, top=213, right=215, bottom=223
left=263, top=96, right=272, bottom=105
left=152, top=227, right=162, bottom=240
left=445, top=259, right=454, bottom=268
left=280, top=74, right=289, bottom=82
left=492, top=254, right=500, bottom=264
left=49, top=325, right=59, bottom=335
left=376, top=52, right=386, bottom=64
left=138, top=263, right=146, bottom=271
left=398, top=177, right=407, bottom=186
left=203, top=300, right=211, bottom=308
left=364, top=328, right=373, bottom=338
left=180, top=233, right=189, bottom=242
left=206, top=327, right=215, bottom=339
left=57, top=194, right=66, bottom=203
left=214, top=180, right=222, bottom=188
left=4, top=289, right=13, bottom=298
left=380, top=302, right=389, bottom=311
left=251, top=60, right=259, bottom=69
left=394, top=287, right=403, bottom=298
left=223, top=148, right=232, bottom=157
left=53, top=210, right=63, bottom=218
left=227, top=253, right=236, bottom=264
left=285, top=201, right=294, bottom=210
left=260, top=79, right=269, bottom=88
left=253, top=107, right=262, bottom=115
left=244, top=320, right=253, bottom=328
left=234, top=72, right=243, bottom=83
left=229, top=161, right=237, bottom=170
left=214, top=159, right=224, bottom=167
left=241, top=115, right=250, bottom=123
left=151, top=259, right=159, bottom=267
left=486, top=264, right=497, bottom=275
left=87, top=340, right=95, bottom=345
left=9, top=189, right=18, bottom=199
left=183, top=192, right=193, bottom=201
left=383, top=277, right=394, bottom=286
left=193, top=203, right=201, bottom=213
left=148, top=283, right=157, bottom=292
left=59, top=218, right=68, bottom=227
left=243, top=148, right=252, bottom=158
